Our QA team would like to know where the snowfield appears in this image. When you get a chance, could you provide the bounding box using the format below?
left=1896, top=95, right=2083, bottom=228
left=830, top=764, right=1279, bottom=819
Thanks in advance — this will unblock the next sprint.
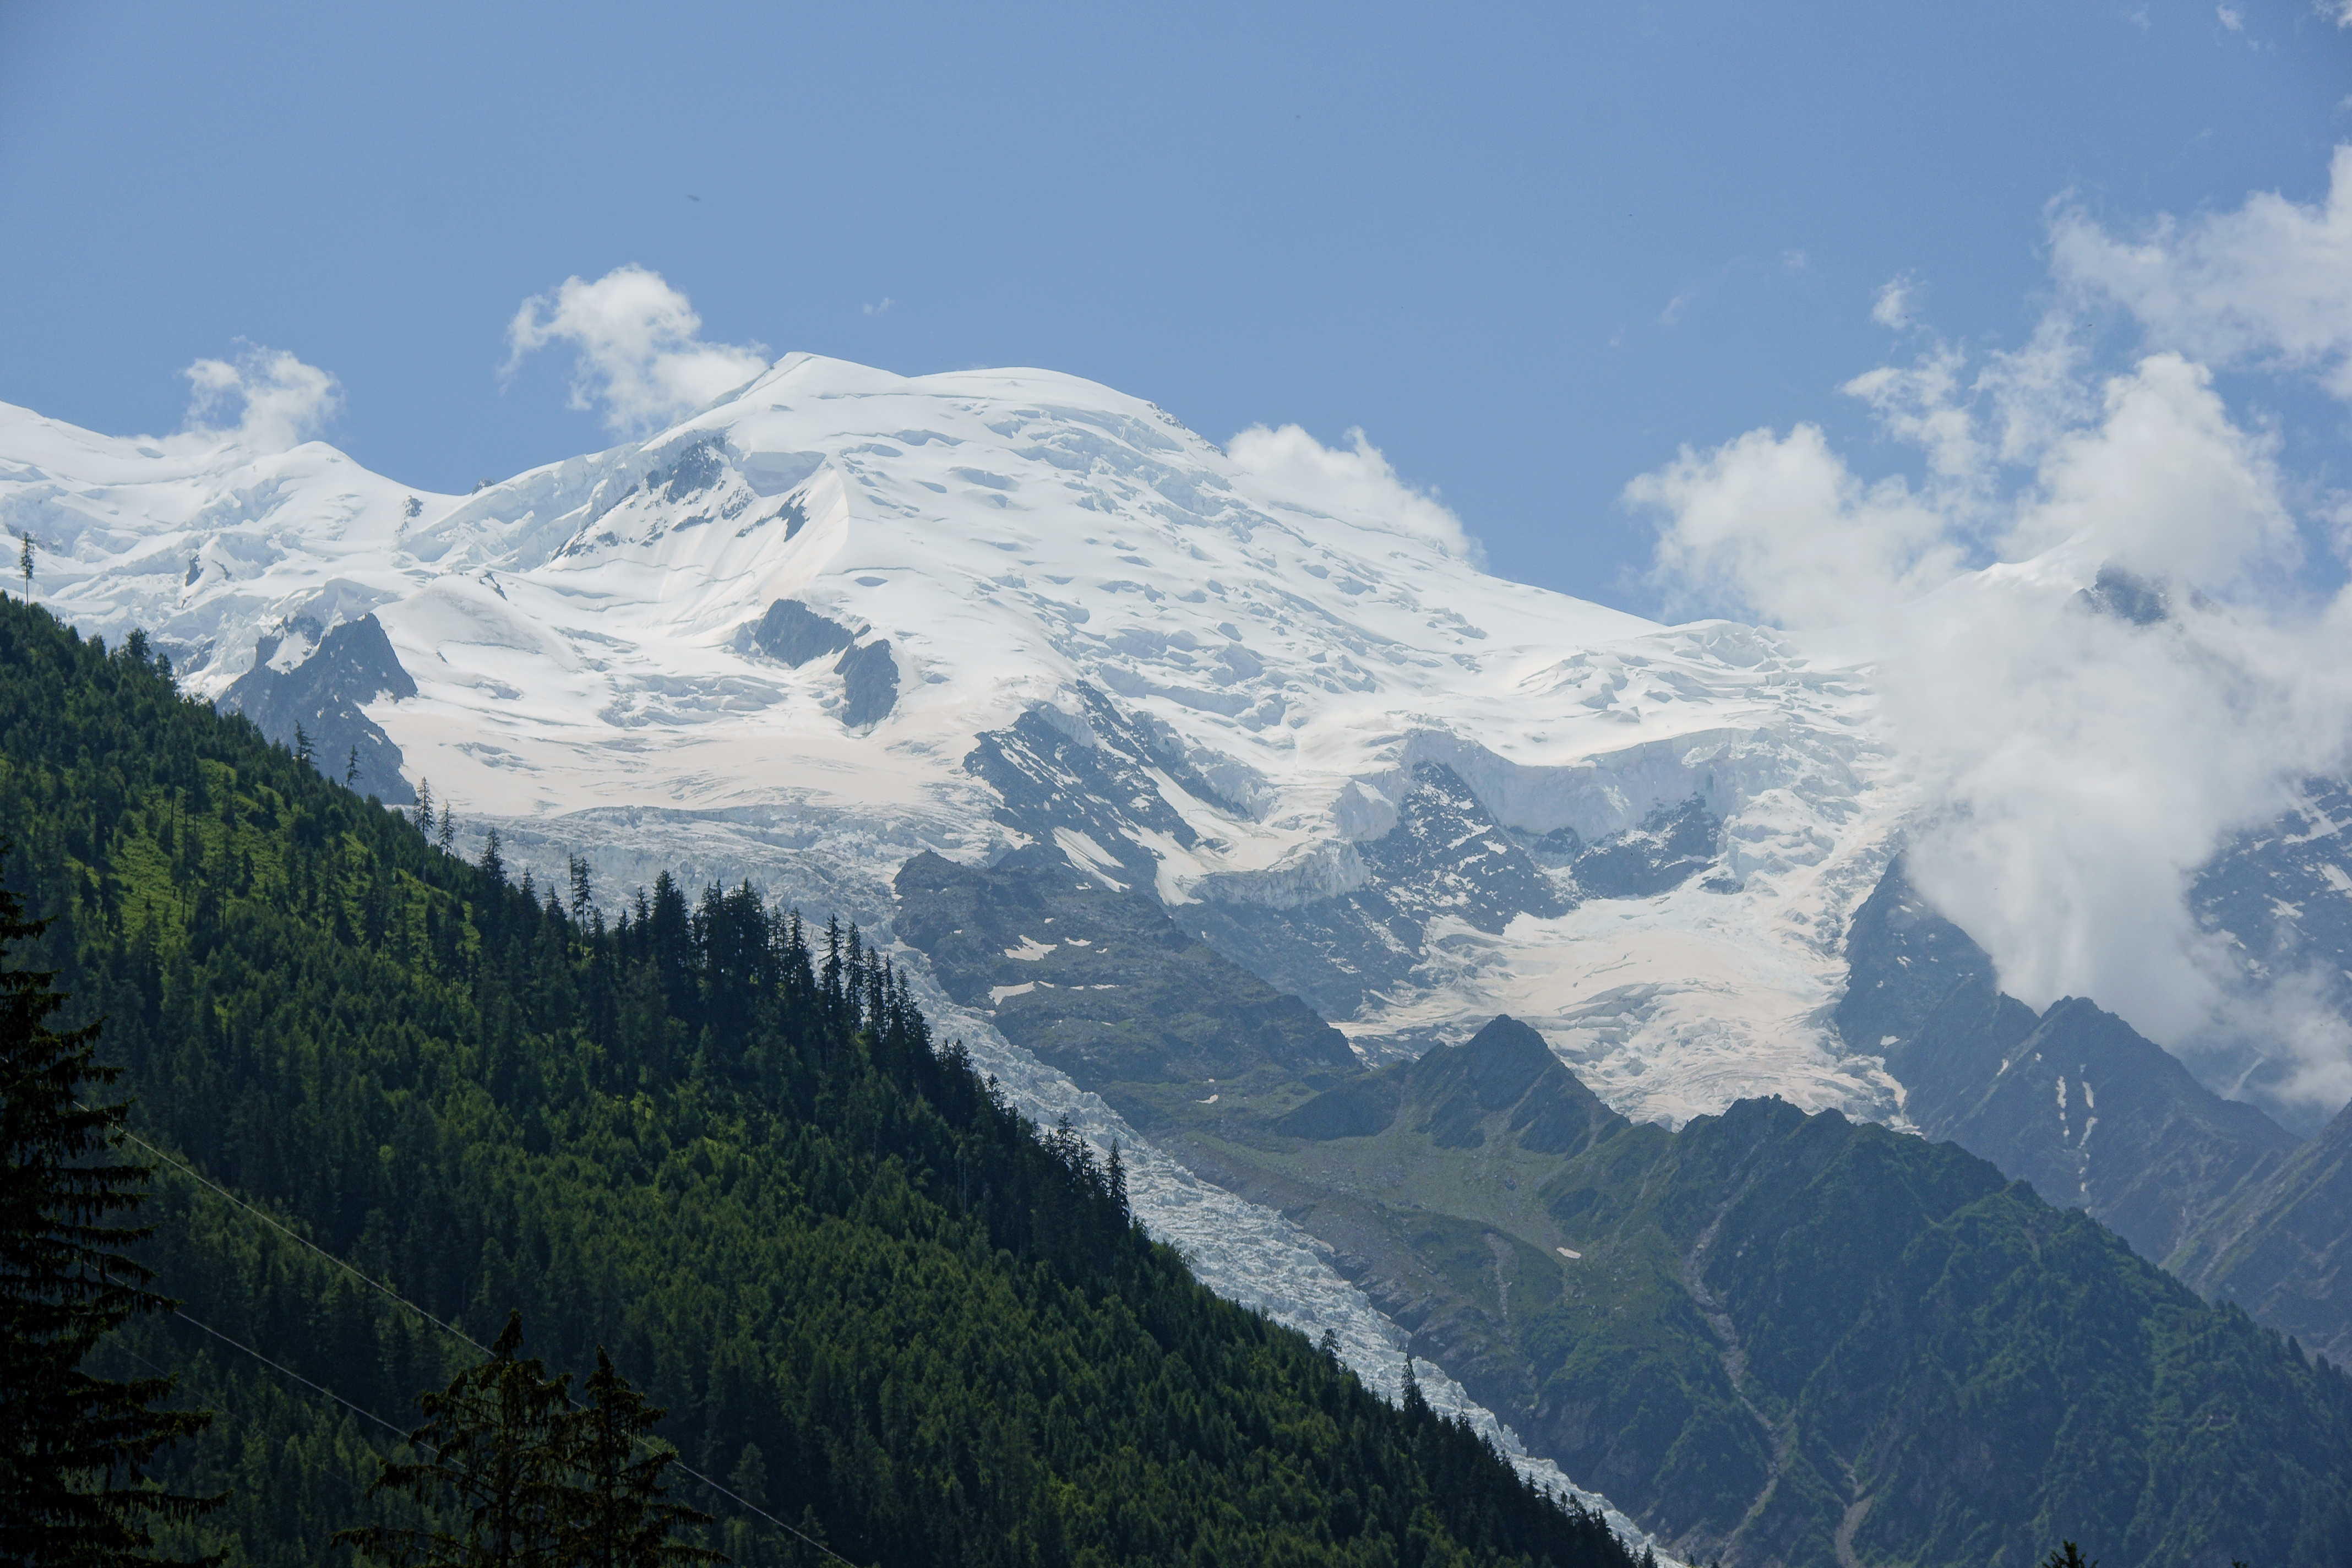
left=0, top=353, right=1908, bottom=1125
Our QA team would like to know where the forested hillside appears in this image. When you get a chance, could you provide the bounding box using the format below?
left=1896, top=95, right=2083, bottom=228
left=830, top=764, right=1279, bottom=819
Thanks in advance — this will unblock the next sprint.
left=0, top=596, right=1637, bottom=1568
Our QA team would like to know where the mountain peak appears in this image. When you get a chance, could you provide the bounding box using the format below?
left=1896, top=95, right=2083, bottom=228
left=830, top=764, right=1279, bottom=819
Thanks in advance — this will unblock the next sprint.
left=2, top=358, right=1898, bottom=1134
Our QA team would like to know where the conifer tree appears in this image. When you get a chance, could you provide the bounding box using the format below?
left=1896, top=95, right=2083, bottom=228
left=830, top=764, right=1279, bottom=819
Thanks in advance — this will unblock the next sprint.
left=1104, top=1139, right=1130, bottom=1226
left=556, top=1349, right=721, bottom=1568
left=1400, top=1356, right=1430, bottom=1420
left=337, top=1313, right=572, bottom=1568
left=0, top=870, right=213, bottom=1562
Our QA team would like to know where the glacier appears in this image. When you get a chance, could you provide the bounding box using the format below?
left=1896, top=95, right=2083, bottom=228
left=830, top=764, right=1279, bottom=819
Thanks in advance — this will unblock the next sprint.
left=0, top=352, right=1908, bottom=1125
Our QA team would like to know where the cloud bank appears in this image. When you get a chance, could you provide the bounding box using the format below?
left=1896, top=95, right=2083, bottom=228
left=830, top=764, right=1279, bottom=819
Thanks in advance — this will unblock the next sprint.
left=2051, top=145, right=2352, bottom=398
left=182, top=345, right=342, bottom=453
left=1631, top=148, right=2352, bottom=1116
left=1226, top=423, right=1479, bottom=562
left=505, top=265, right=769, bottom=436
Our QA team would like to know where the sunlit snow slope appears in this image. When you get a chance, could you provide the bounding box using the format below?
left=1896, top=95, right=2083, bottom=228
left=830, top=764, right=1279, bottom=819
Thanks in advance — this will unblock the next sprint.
left=0, top=353, right=1904, bottom=1129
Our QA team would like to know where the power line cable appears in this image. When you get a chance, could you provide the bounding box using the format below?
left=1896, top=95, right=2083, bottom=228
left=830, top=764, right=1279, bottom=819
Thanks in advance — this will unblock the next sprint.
left=104, top=1115, right=488, bottom=1355
left=167, top=1306, right=415, bottom=1445
left=108, top=1120, right=867, bottom=1566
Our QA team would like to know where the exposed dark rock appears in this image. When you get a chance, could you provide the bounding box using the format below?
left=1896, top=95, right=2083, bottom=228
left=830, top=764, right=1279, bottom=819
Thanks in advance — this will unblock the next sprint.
left=963, top=685, right=1246, bottom=888
left=219, top=613, right=415, bottom=803
left=1363, top=765, right=1569, bottom=932
left=652, top=437, right=727, bottom=502
left=1565, top=796, right=1722, bottom=899
left=1184, top=786, right=1722, bottom=1024
left=1839, top=859, right=2299, bottom=1265
left=1183, top=763, right=1570, bottom=1019
left=747, top=598, right=856, bottom=666
left=833, top=639, right=899, bottom=728
left=892, top=846, right=1357, bottom=1096
left=1832, top=855, right=2002, bottom=1053
left=2075, top=563, right=2169, bottom=626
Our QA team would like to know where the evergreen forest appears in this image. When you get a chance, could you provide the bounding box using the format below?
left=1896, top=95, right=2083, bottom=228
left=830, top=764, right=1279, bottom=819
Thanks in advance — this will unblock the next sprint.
left=0, top=594, right=1642, bottom=1568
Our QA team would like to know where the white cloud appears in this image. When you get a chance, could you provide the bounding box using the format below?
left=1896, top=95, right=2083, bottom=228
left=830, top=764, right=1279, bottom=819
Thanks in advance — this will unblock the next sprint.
left=1226, top=424, right=1477, bottom=562
left=1627, top=424, right=1961, bottom=628
left=504, top=265, right=769, bottom=436
left=181, top=345, right=341, bottom=453
left=1871, top=273, right=1921, bottom=330
left=2327, top=0, right=2352, bottom=25
left=1892, top=580, right=2352, bottom=1066
left=2000, top=352, right=2293, bottom=584
left=1843, top=342, right=1985, bottom=484
left=862, top=297, right=896, bottom=317
left=2051, top=144, right=2352, bottom=397
left=2218, top=4, right=2244, bottom=29
left=1634, top=160, right=2352, bottom=1115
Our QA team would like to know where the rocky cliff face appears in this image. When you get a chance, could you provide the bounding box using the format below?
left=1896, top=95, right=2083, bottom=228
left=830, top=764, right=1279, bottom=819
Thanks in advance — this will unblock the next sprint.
left=219, top=612, right=417, bottom=802
left=1837, top=859, right=2301, bottom=1264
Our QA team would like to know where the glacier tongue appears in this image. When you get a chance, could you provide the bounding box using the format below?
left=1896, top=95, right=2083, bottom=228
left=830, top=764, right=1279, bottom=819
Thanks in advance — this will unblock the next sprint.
left=895, top=966, right=1684, bottom=1566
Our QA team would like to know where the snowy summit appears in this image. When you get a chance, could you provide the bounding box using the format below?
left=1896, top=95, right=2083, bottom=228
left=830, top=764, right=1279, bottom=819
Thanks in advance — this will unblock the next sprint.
left=1, top=352, right=1902, bottom=1129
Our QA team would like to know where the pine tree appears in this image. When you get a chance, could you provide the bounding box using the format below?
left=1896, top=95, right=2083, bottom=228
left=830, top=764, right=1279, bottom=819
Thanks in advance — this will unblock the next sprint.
left=293, top=723, right=313, bottom=767
left=18, top=532, right=32, bottom=602
left=1104, top=1139, right=1130, bottom=1226
left=2041, top=1547, right=2096, bottom=1568
left=346, top=745, right=361, bottom=787
left=337, top=1313, right=573, bottom=1568
left=0, top=869, right=214, bottom=1563
left=555, top=1349, right=720, bottom=1568
left=1400, top=1356, right=1430, bottom=1420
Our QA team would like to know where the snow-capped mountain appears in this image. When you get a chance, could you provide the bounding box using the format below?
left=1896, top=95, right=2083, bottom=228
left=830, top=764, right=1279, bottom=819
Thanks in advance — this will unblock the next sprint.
left=0, top=352, right=1902, bottom=1126
left=1, top=355, right=1917, bottom=1554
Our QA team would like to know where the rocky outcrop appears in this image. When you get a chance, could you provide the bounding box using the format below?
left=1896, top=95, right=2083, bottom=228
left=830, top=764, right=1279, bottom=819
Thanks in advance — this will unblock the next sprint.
left=219, top=612, right=415, bottom=802
left=1839, top=861, right=2301, bottom=1266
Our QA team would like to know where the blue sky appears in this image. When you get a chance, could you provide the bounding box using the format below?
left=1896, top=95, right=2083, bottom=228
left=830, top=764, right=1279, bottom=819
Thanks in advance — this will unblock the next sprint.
left=3, top=0, right=2348, bottom=612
